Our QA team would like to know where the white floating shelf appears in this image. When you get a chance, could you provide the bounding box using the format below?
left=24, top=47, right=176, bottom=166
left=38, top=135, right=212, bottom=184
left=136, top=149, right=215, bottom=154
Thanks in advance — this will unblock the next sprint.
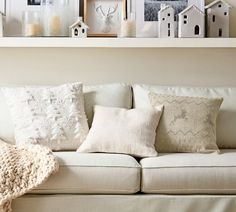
left=0, top=37, right=236, bottom=48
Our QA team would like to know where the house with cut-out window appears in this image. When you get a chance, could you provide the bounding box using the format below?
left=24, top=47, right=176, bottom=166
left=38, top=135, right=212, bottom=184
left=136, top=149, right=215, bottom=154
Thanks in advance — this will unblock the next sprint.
left=178, top=5, right=205, bottom=38
left=70, top=17, right=89, bottom=38
left=205, top=0, right=231, bottom=38
left=158, top=4, right=175, bottom=38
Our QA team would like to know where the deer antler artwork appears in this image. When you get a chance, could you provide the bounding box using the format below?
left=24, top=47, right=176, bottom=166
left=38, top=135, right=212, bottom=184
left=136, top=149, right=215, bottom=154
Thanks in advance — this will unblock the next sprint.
left=95, top=4, right=119, bottom=33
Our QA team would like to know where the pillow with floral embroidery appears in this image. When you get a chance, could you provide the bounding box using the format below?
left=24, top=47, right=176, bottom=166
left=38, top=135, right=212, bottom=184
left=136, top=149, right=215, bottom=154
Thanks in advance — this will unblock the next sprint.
left=2, top=83, right=89, bottom=150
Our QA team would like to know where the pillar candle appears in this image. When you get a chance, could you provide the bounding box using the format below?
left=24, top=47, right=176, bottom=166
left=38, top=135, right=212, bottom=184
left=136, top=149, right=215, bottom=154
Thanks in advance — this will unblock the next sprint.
left=119, top=20, right=136, bottom=38
left=25, top=23, right=40, bottom=37
left=49, top=15, right=61, bottom=36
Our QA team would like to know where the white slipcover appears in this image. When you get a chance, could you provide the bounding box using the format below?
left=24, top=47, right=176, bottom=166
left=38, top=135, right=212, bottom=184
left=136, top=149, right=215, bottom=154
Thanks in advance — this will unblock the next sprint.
left=31, top=152, right=140, bottom=194
left=141, top=149, right=236, bottom=194
left=12, top=194, right=236, bottom=212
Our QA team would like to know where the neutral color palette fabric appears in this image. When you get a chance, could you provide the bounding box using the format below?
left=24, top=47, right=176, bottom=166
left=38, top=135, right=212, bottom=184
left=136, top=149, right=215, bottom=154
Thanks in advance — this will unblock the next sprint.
left=32, top=152, right=140, bottom=194
left=78, top=105, right=163, bottom=157
left=149, top=92, right=223, bottom=153
left=2, top=83, right=89, bottom=150
left=0, top=141, right=58, bottom=212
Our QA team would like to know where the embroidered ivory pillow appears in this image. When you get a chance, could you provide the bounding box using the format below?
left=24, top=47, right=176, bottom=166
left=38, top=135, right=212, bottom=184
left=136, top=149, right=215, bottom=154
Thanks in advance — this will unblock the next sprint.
left=149, top=92, right=223, bottom=153
left=77, top=105, right=163, bottom=157
left=2, top=83, right=89, bottom=150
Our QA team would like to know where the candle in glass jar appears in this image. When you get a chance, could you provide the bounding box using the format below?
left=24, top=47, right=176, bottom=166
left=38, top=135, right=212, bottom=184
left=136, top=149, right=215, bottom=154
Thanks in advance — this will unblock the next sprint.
left=119, top=20, right=136, bottom=37
left=25, top=23, right=40, bottom=37
left=22, top=11, right=41, bottom=37
left=49, top=15, right=61, bottom=36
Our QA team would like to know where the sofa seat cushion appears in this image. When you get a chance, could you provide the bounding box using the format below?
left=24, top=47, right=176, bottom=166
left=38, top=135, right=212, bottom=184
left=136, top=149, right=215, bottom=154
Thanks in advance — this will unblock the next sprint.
left=141, top=149, right=236, bottom=194
left=31, top=152, right=140, bottom=194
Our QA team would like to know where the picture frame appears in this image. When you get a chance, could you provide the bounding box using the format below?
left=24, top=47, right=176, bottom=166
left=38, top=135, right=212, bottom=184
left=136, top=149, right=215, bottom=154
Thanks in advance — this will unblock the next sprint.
left=27, top=0, right=41, bottom=6
left=3, top=0, right=80, bottom=36
left=134, top=0, right=205, bottom=38
left=84, top=0, right=127, bottom=37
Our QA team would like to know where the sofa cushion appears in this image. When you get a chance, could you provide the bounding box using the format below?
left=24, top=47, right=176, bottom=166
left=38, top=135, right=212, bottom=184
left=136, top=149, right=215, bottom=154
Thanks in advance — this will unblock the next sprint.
left=31, top=152, right=140, bottom=194
left=148, top=92, right=222, bottom=153
left=133, top=84, right=236, bottom=148
left=0, top=83, right=132, bottom=144
left=2, top=83, right=89, bottom=150
left=78, top=105, right=163, bottom=157
left=141, top=149, right=236, bottom=194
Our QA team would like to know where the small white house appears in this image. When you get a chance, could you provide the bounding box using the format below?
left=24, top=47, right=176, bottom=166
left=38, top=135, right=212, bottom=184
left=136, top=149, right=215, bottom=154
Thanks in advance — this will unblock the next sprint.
left=205, top=0, right=231, bottom=38
left=158, top=4, right=175, bottom=38
left=178, top=5, right=205, bottom=38
left=69, top=17, right=89, bottom=38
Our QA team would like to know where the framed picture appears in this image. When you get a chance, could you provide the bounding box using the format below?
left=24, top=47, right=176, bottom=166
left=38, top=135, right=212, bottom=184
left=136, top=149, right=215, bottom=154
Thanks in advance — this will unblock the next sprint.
left=84, top=0, right=126, bottom=37
left=27, top=0, right=41, bottom=6
left=4, top=0, right=80, bottom=36
left=135, top=0, right=205, bottom=37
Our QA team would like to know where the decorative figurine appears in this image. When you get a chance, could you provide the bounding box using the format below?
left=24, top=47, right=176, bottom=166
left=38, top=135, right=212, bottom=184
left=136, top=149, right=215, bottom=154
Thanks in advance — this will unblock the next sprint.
left=158, top=4, right=175, bottom=38
left=70, top=17, right=89, bottom=38
left=205, top=0, right=231, bottom=37
left=178, top=5, right=205, bottom=38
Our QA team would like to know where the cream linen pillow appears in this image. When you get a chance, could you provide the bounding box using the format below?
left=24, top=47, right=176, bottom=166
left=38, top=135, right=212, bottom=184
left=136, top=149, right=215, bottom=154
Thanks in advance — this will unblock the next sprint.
left=77, top=105, right=163, bottom=157
left=149, top=92, right=223, bottom=153
left=2, top=83, right=89, bottom=150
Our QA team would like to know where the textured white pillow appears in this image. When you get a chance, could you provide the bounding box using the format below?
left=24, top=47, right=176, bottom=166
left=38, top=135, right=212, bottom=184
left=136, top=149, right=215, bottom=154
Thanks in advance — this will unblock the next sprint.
left=2, top=83, right=89, bottom=150
left=77, top=105, right=163, bottom=157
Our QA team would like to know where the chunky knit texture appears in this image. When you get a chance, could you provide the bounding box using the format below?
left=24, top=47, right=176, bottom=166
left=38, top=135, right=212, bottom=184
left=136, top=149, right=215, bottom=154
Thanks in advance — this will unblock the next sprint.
left=0, top=141, right=59, bottom=212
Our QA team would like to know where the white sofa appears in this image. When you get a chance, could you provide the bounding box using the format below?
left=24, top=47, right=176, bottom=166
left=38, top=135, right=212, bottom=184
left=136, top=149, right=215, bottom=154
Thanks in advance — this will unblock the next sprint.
left=1, top=83, right=236, bottom=212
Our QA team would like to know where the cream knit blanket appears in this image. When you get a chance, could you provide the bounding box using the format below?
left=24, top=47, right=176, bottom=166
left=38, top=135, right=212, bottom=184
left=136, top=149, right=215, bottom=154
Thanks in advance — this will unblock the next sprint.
left=0, top=140, right=59, bottom=212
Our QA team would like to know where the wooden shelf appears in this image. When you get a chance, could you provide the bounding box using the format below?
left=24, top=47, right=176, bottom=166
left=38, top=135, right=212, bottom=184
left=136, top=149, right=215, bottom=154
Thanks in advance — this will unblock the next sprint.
left=0, top=37, right=236, bottom=48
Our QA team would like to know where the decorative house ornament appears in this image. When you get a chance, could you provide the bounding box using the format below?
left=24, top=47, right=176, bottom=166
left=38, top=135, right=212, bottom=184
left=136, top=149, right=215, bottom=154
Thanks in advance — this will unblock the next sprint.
left=70, top=17, right=89, bottom=38
left=205, top=0, right=231, bottom=38
left=178, top=5, right=205, bottom=38
left=158, top=4, right=175, bottom=38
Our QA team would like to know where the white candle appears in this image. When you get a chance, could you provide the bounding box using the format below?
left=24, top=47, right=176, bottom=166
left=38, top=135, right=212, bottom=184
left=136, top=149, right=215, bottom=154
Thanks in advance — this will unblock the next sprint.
left=119, top=20, right=136, bottom=38
left=25, top=23, right=40, bottom=37
left=49, top=15, right=61, bottom=36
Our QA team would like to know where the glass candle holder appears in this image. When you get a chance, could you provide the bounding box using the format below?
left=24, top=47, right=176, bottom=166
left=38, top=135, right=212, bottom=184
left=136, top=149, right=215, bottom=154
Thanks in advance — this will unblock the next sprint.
left=22, top=11, right=41, bottom=37
left=41, top=0, right=70, bottom=37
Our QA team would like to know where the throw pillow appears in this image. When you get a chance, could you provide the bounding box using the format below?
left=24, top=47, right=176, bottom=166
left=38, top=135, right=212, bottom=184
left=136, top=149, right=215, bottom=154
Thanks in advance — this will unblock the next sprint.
left=149, top=92, right=223, bottom=153
left=2, top=83, right=89, bottom=150
left=77, top=105, right=163, bottom=157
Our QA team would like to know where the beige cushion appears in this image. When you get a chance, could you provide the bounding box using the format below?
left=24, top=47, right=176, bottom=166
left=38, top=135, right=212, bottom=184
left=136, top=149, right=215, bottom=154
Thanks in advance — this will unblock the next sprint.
left=0, top=83, right=132, bottom=144
left=2, top=83, right=89, bottom=150
left=133, top=84, right=236, bottom=148
left=141, top=150, right=236, bottom=194
left=32, top=152, right=140, bottom=194
left=77, top=105, right=163, bottom=157
left=149, top=92, right=222, bottom=153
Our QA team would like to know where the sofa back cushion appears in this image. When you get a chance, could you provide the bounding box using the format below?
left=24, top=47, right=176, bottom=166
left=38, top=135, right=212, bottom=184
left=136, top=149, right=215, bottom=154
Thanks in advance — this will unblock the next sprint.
left=133, top=84, right=236, bottom=149
left=0, top=83, right=132, bottom=144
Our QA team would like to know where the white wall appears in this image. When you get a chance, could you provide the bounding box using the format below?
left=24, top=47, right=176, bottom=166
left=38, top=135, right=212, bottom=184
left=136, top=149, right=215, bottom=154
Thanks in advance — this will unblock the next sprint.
left=0, top=0, right=235, bottom=87
left=0, top=48, right=235, bottom=86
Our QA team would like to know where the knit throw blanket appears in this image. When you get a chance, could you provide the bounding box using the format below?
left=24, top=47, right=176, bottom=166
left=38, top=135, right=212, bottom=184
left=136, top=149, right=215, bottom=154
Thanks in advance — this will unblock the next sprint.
left=0, top=141, right=59, bottom=212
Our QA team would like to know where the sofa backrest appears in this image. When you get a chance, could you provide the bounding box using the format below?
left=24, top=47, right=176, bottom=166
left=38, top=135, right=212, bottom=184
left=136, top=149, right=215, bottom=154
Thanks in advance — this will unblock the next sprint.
left=2, top=83, right=236, bottom=149
left=133, top=84, right=236, bottom=149
left=0, top=83, right=132, bottom=144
